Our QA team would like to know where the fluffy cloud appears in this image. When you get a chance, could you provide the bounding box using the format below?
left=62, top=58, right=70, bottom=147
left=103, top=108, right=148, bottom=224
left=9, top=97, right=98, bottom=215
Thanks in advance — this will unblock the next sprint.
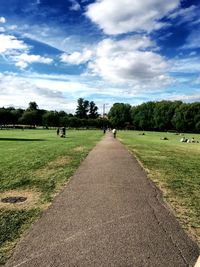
left=87, top=36, right=171, bottom=90
left=165, top=93, right=200, bottom=103
left=171, top=57, right=200, bottom=73
left=0, top=73, right=106, bottom=112
left=0, top=33, right=53, bottom=68
left=14, top=53, right=53, bottom=69
left=0, top=73, right=70, bottom=111
left=0, top=17, right=6, bottom=23
left=182, top=28, right=200, bottom=49
left=69, top=0, right=81, bottom=11
left=61, top=49, right=93, bottom=65
left=86, top=0, right=180, bottom=34
left=0, top=34, right=28, bottom=53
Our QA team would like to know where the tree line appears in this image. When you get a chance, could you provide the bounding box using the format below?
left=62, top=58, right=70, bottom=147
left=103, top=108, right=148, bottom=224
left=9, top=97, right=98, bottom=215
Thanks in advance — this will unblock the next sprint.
left=108, top=101, right=200, bottom=132
left=1, top=99, right=200, bottom=132
left=0, top=99, right=108, bottom=129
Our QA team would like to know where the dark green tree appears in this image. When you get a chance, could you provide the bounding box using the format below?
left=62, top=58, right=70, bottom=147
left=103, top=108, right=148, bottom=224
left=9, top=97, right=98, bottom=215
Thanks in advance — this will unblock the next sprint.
left=88, top=101, right=99, bottom=119
left=27, top=101, right=38, bottom=111
left=154, top=101, right=182, bottom=131
left=42, top=111, right=59, bottom=127
left=75, top=98, right=89, bottom=119
left=108, top=103, right=132, bottom=128
left=19, top=110, right=40, bottom=126
left=131, top=102, right=156, bottom=130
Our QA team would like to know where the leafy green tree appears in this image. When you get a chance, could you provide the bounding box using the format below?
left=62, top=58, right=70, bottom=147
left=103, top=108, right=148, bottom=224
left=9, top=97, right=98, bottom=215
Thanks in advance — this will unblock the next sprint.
left=88, top=101, right=99, bottom=119
left=42, top=111, right=59, bottom=127
left=19, top=110, right=41, bottom=126
left=172, top=103, right=189, bottom=132
left=75, top=98, right=89, bottom=119
left=154, top=101, right=181, bottom=131
left=27, top=101, right=38, bottom=111
left=108, top=103, right=132, bottom=128
left=10, top=109, right=24, bottom=124
left=131, top=102, right=156, bottom=130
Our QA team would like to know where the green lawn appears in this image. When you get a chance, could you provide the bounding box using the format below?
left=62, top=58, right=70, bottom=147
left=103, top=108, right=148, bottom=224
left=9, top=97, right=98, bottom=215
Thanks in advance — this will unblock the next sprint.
left=118, top=130, right=200, bottom=245
left=0, top=129, right=103, bottom=264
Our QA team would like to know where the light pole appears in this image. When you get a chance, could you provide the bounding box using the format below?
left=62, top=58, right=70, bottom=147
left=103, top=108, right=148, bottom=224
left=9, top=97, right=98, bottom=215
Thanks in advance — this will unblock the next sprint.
left=103, top=103, right=108, bottom=118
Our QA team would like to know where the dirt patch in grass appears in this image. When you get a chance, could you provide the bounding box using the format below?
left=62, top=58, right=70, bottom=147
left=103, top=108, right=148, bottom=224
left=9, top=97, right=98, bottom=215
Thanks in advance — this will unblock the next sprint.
left=34, top=156, right=72, bottom=178
left=0, top=190, right=42, bottom=210
left=48, top=156, right=72, bottom=168
left=73, top=146, right=86, bottom=152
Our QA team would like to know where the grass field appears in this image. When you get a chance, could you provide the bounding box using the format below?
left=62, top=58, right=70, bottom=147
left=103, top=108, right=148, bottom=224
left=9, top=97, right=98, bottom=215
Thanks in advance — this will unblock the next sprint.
left=0, top=129, right=103, bottom=264
left=118, top=130, right=200, bottom=245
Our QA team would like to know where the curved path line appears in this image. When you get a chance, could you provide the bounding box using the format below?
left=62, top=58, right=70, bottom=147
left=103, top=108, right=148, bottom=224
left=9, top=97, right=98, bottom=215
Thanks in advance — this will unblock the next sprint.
left=6, top=133, right=199, bottom=267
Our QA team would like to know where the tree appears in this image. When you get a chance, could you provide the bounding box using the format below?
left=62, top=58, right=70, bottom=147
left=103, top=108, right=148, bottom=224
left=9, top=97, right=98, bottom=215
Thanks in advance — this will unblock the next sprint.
left=108, top=103, right=132, bottom=128
left=19, top=110, right=41, bottom=126
left=42, top=111, right=59, bottom=127
left=88, top=101, right=99, bottom=119
left=27, top=101, right=38, bottom=111
left=75, top=98, right=89, bottom=119
left=154, top=101, right=181, bottom=131
left=131, top=102, right=156, bottom=130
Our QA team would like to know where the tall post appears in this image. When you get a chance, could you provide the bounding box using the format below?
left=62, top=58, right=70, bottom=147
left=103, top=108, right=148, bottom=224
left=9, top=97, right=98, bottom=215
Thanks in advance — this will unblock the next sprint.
left=103, top=104, right=105, bottom=118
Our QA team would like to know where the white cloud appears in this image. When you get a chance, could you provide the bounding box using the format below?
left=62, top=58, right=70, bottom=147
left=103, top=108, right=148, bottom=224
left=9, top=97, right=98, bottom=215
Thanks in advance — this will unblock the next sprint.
left=165, top=93, right=200, bottom=103
left=0, top=33, right=53, bottom=68
left=0, top=73, right=70, bottom=111
left=0, top=34, right=28, bottom=53
left=168, top=5, right=197, bottom=23
left=171, top=57, right=200, bottom=73
left=69, top=0, right=81, bottom=11
left=87, top=36, right=171, bottom=91
left=182, top=28, right=200, bottom=49
left=14, top=53, right=53, bottom=69
left=0, top=17, right=6, bottom=23
left=61, top=49, right=93, bottom=65
left=86, top=0, right=180, bottom=35
left=0, top=73, right=106, bottom=112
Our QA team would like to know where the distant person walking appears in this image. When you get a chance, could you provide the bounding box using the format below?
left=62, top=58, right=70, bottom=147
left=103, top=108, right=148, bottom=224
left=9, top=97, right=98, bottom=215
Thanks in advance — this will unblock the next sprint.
left=57, top=128, right=60, bottom=136
left=62, top=127, right=66, bottom=138
left=112, top=128, right=117, bottom=138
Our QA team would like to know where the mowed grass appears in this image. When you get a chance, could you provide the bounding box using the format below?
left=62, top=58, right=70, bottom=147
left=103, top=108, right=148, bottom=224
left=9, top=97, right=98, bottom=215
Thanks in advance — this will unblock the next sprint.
left=0, top=129, right=103, bottom=264
left=118, top=130, right=200, bottom=245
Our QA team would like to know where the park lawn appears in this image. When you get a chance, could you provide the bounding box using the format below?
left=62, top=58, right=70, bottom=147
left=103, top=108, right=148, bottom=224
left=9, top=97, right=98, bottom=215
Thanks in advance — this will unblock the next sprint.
left=0, top=129, right=103, bottom=265
left=118, top=130, right=200, bottom=245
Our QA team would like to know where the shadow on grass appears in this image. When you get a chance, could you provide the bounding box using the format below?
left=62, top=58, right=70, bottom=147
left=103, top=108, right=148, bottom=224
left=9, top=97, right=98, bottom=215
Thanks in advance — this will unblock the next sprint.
left=0, top=138, right=46, bottom=141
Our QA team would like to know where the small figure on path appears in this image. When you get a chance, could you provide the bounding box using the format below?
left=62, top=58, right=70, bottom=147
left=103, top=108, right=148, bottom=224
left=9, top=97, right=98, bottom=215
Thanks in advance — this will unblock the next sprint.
left=112, top=128, right=117, bottom=138
left=103, top=127, right=106, bottom=134
left=57, top=128, right=60, bottom=136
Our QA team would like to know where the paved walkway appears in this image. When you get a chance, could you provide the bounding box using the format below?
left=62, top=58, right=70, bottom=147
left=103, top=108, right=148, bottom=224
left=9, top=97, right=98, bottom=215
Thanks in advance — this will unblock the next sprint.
left=6, top=133, right=199, bottom=267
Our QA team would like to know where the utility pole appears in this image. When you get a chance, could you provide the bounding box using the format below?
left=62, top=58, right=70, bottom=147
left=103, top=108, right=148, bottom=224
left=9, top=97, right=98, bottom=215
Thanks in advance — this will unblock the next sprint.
left=103, top=103, right=108, bottom=118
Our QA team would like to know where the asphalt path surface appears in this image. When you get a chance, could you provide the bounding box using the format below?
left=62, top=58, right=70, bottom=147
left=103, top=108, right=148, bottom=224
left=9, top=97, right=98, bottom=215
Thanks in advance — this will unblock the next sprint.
left=6, top=133, right=199, bottom=267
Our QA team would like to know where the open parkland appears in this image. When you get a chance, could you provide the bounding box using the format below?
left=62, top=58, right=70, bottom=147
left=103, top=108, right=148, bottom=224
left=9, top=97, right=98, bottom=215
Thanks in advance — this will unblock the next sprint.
left=0, top=129, right=199, bottom=265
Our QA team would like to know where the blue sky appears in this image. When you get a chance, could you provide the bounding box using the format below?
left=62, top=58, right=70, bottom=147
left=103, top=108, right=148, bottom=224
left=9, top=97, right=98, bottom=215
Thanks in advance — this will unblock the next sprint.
left=0, top=0, right=200, bottom=113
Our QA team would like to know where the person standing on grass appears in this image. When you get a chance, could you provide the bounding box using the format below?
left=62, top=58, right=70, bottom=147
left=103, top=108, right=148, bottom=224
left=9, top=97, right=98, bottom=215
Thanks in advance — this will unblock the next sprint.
left=62, top=127, right=66, bottom=137
left=112, top=128, right=117, bottom=138
left=57, top=128, right=60, bottom=136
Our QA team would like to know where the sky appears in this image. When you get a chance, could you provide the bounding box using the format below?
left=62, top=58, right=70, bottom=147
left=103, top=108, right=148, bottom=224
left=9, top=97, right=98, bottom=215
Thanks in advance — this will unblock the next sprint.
left=0, top=0, right=200, bottom=114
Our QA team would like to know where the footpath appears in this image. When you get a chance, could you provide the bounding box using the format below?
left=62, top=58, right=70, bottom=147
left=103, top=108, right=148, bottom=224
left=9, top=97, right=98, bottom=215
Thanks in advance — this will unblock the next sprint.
left=6, top=133, right=199, bottom=267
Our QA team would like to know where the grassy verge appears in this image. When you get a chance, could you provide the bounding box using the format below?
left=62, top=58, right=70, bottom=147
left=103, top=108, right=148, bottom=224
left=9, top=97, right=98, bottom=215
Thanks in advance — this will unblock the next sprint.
left=0, top=129, right=103, bottom=264
left=118, top=130, right=200, bottom=245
